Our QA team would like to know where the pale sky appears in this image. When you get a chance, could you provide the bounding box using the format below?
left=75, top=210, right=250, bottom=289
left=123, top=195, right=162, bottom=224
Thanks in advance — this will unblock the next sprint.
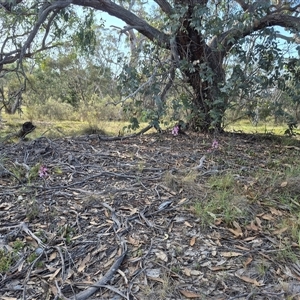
left=99, top=13, right=126, bottom=29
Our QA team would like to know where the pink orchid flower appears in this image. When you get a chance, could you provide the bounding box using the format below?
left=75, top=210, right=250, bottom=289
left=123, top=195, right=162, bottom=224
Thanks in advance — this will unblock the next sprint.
left=39, top=165, right=48, bottom=178
left=172, top=125, right=179, bottom=136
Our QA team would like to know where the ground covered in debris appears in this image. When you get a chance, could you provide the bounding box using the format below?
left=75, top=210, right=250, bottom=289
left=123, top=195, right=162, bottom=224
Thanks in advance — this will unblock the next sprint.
left=1, top=131, right=300, bottom=300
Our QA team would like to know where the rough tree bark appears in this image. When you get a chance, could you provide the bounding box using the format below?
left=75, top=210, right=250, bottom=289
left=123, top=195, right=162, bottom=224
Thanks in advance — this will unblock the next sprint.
left=174, top=0, right=226, bottom=131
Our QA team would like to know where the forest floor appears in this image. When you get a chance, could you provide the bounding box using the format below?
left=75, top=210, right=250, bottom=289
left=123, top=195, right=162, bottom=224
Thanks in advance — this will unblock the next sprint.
left=1, top=129, right=300, bottom=300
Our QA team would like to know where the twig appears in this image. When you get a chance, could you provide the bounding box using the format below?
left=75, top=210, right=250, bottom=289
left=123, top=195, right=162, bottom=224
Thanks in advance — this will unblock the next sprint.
left=54, top=246, right=66, bottom=281
left=191, top=155, right=206, bottom=170
left=139, top=210, right=154, bottom=228
left=91, top=284, right=128, bottom=299
left=3, top=222, right=47, bottom=248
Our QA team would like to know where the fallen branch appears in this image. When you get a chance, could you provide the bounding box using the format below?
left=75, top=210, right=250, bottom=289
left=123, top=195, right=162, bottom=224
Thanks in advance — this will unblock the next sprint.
left=98, top=125, right=154, bottom=141
left=67, top=202, right=128, bottom=300
left=67, top=249, right=127, bottom=300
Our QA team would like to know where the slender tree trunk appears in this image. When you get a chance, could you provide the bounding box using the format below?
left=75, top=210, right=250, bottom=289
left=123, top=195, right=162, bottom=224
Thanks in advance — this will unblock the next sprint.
left=4, top=94, right=23, bottom=114
left=175, top=1, right=226, bottom=132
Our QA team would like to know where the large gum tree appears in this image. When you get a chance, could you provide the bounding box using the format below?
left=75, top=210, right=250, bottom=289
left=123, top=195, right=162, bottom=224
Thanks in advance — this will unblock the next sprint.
left=1, top=0, right=300, bottom=131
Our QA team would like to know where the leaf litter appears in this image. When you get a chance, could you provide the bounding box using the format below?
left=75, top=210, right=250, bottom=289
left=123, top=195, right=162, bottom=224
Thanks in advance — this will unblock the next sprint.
left=0, top=131, right=300, bottom=299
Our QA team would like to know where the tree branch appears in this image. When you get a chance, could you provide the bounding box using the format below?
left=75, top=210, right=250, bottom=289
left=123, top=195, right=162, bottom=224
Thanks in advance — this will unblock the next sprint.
left=0, top=0, right=23, bottom=11
left=41, top=9, right=61, bottom=48
left=160, top=65, right=175, bottom=102
left=275, top=33, right=300, bottom=44
left=19, top=1, right=72, bottom=63
left=218, top=13, right=300, bottom=52
left=154, top=0, right=173, bottom=15
left=71, top=0, right=170, bottom=48
left=0, top=43, right=65, bottom=69
left=0, top=1, right=72, bottom=70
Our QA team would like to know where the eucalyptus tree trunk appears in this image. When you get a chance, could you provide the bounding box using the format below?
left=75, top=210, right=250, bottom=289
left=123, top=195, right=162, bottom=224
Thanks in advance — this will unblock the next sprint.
left=175, top=0, right=226, bottom=132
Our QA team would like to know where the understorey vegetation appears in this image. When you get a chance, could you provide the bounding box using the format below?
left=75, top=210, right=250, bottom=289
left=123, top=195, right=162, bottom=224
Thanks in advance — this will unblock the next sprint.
left=0, top=1, right=300, bottom=133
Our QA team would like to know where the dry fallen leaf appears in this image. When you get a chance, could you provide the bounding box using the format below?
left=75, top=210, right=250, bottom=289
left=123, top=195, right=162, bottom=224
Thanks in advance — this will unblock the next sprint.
left=25, top=236, right=38, bottom=248
left=190, top=236, right=196, bottom=246
left=228, top=227, right=243, bottom=238
left=246, top=221, right=259, bottom=231
left=280, top=181, right=288, bottom=187
left=0, top=202, right=13, bottom=210
left=236, top=274, right=263, bottom=286
left=179, top=289, right=202, bottom=298
left=183, top=267, right=191, bottom=276
left=214, top=218, right=222, bottom=225
left=261, top=214, right=274, bottom=221
left=236, top=245, right=250, bottom=251
left=147, top=276, right=165, bottom=283
left=45, top=264, right=57, bottom=273
left=233, top=220, right=241, bottom=229
left=103, top=257, right=115, bottom=269
left=273, top=227, right=288, bottom=235
left=178, top=198, right=187, bottom=205
left=243, top=236, right=257, bottom=242
left=127, top=235, right=140, bottom=246
left=221, top=252, right=242, bottom=257
left=255, top=217, right=262, bottom=228
left=48, top=267, right=61, bottom=281
left=89, top=220, right=99, bottom=225
left=49, top=251, right=57, bottom=261
left=190, top=270, right=202, bottom=276
left=155, top=250, right=168, bottom=262
left=184, top=221, right=193, bottom=228
left=270, top=207, right=283, bottom=216
left=243, top=256, right=253, bottom=267
left=119, top=206, right=138, bottom=215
